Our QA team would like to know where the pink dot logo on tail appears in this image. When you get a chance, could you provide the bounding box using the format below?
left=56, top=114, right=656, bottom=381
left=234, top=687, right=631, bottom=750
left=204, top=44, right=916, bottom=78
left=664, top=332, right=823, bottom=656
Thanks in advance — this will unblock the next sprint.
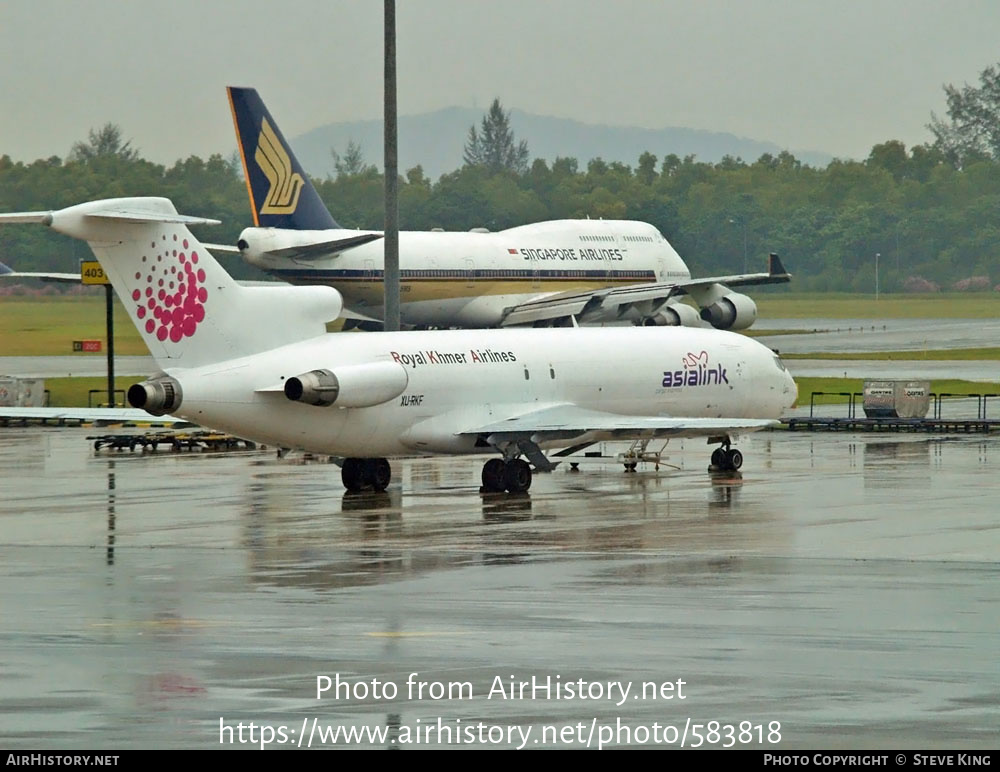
left=133, top=238, right=208, bottom=342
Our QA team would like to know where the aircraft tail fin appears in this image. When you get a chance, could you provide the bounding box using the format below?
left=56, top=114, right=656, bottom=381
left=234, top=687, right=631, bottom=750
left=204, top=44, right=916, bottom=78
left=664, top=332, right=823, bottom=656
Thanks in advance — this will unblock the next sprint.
left=227, top=86, right=339, bottom=231
left=0, top=198, right=343, bottom=370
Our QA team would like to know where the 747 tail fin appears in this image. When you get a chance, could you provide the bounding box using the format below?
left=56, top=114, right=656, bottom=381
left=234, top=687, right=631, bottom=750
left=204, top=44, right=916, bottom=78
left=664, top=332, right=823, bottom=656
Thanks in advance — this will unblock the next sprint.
left=228, top=86, right=339, bottom=231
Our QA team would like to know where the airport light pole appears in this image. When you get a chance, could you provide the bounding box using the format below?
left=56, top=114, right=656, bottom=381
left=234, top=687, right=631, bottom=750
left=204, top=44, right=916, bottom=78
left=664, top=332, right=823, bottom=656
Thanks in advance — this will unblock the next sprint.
left=895, top=221, right=902, bottom=271
left=105, top=283, right=115, bottom=406
left=729, top=216, right=748, bottom=273
left=383, top=0, right=400, bottom=332
left=875, top=252, right=880, bottom=301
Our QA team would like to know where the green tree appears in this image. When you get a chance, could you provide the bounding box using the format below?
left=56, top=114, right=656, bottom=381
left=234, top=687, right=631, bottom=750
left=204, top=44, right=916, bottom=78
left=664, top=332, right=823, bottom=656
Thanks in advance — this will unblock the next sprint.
left=331, top=139, right=374, bottom=178
left=68, top=123, right=139, bottom=162
left=463, top=98, right=529, bottom=174
left=928, top=61, right=1000, bottom=166
left=636, top=152, right=658, bottom=185
left=866, top=140, right=908, bottom=181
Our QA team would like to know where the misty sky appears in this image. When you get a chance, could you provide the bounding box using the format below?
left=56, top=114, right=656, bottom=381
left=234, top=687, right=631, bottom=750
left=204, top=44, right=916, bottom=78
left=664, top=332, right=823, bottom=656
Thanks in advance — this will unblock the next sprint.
left=2, top=0, right=1000, bottom=166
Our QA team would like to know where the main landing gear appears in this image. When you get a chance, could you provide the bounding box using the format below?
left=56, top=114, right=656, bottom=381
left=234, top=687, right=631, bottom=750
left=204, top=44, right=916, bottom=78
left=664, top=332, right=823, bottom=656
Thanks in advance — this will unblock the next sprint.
left=481, top=457, right=532, bottom=493
left=709, top=439, right=743, bottom=473
left=341, top=457, right=392, bottom=492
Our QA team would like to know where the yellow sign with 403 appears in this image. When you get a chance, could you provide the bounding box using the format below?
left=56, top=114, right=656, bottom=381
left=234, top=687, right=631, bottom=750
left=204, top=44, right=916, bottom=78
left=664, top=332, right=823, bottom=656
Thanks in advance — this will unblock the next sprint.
left=80, top=260, right=109, bottom=285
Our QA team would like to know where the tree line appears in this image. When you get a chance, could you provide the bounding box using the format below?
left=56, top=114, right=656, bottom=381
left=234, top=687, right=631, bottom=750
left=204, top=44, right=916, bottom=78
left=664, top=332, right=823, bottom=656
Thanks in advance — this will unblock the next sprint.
left=3, top=67, right=1000, bottom=293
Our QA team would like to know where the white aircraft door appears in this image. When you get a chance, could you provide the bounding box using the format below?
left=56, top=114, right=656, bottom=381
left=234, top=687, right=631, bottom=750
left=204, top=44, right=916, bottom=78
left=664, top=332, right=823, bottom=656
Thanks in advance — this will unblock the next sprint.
left=530, top=251, right=541, bottom=290
left=364, top=259, right=376, bottom=283
left=606, top=234, right=619, bottom=285
left=464, top=257, right=475, bottom=289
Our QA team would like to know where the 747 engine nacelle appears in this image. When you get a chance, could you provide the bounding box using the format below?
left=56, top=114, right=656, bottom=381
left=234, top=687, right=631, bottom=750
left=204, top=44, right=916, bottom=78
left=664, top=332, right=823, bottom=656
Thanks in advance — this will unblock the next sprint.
left=699, top=291, right=758, bottom=331
left=284, top=361, right=409, bottom=408
left=642, top=302, right=703, bottom=327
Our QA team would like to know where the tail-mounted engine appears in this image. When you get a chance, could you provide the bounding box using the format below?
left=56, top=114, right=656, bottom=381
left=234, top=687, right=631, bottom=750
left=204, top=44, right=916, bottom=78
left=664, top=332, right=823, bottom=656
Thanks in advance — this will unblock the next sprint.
left=127, top=377, right=183, bottom=416
left=285, top=361, right=408, bottom=408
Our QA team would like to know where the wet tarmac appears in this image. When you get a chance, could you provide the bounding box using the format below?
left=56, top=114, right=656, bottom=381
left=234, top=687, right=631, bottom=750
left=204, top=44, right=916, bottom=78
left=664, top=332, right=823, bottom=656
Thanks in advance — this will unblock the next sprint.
left=0, top=356, right=155, bottom=378
left=786, top=359, right=1000, bottom=383
left=1, top=427, right=997, bottom=749
left=758, top=317, right=1000, bottom=354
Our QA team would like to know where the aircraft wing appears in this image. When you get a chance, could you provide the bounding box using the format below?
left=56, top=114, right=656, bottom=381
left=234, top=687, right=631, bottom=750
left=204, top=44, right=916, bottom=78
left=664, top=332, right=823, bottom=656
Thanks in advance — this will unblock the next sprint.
left=499, top=254, right=790, bottom=327
left=462, top=403, right=777, bottom=441
left=672, top=253, right=791, bottom=291
left=0, top=407, right=192, bottom=426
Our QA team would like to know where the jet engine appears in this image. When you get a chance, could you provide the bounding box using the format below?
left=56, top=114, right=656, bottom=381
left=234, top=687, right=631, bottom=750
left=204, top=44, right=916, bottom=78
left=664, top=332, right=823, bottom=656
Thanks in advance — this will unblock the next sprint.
left=284, top=361, right=408, bottom=408
left=642, top=302, right=703, bottom=327
left=699, top=292, right=758, bottom=330
left=127, top=376, right=183, bottom=416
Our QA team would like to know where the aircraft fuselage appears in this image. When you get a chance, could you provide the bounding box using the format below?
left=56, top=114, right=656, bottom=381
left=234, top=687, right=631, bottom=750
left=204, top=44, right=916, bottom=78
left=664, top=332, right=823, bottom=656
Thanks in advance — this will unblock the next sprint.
left=169, top=326, right=795, bottom=457
left=239, top=218, right=690, bottom=327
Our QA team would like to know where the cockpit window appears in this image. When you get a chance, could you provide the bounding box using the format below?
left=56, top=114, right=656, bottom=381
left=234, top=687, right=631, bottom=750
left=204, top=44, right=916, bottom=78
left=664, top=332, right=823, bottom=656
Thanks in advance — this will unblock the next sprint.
left=773, top=355, right=787, bottom=372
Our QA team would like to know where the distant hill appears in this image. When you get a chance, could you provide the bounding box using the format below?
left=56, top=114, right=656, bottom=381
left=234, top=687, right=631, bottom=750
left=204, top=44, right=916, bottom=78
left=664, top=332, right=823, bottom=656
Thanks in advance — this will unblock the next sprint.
left=291, top=106, right=833, bottom=181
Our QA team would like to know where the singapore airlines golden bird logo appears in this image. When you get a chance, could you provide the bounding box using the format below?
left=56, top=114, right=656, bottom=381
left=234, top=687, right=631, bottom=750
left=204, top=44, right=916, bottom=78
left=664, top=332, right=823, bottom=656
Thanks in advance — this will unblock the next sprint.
left=255, top=118, right=304, bottom=214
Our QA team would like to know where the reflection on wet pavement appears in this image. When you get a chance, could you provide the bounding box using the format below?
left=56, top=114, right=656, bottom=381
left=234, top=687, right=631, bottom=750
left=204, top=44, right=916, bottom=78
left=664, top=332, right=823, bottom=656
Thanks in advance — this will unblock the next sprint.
left=0, top=429, right=997, bottom=748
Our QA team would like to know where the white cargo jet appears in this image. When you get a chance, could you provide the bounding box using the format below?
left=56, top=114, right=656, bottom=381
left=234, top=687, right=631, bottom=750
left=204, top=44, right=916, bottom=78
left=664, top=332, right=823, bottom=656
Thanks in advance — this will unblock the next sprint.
left=0, top=198, right=796, bottom=492
left=218, top=87, right=790, bottom=330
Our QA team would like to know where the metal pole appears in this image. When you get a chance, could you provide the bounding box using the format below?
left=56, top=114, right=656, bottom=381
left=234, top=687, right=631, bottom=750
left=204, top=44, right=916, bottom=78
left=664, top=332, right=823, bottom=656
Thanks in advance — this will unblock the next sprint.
left=742, top=220, right=748, bottom=274
left=875, top=252, right=880, bottom=301
left=895, top=224, right=900, bottom=271
left=383, top=0, right=400, bottom=332
left=105, top=284, right=115, bottom=406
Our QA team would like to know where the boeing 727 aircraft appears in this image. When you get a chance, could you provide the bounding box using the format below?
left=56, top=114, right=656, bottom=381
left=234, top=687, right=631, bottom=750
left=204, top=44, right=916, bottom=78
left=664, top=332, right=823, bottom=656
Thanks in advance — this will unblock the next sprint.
left=0, top=198, right=796, bottom=492
left=218, top=87, right=790, bottom=330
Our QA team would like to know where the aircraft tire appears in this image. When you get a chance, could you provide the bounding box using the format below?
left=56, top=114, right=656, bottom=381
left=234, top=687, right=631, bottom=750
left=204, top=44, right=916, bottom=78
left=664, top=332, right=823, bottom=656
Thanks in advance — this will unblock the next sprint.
left=503, top=459, right=532, bottom=493
left=725, top=449, right=743, bottom=471
left=341, top=457, right=365, bottom=492
left=481, top=458, right=506, bottom=492
left=371, top=458, right=392, bottom=491
left=710, top=448, right=725, bottom=468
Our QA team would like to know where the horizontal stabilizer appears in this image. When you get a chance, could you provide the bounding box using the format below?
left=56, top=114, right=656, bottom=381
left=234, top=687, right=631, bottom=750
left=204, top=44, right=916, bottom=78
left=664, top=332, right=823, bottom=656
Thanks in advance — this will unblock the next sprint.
left=202, top=243, right=242, bottom=255
left=0, top=211, right=54, bottom=225
left=0, top=200, right=220, bottom=228
left=86, top=210, right=221, bottom=226
left=263, top=232, right=384, bottom=259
